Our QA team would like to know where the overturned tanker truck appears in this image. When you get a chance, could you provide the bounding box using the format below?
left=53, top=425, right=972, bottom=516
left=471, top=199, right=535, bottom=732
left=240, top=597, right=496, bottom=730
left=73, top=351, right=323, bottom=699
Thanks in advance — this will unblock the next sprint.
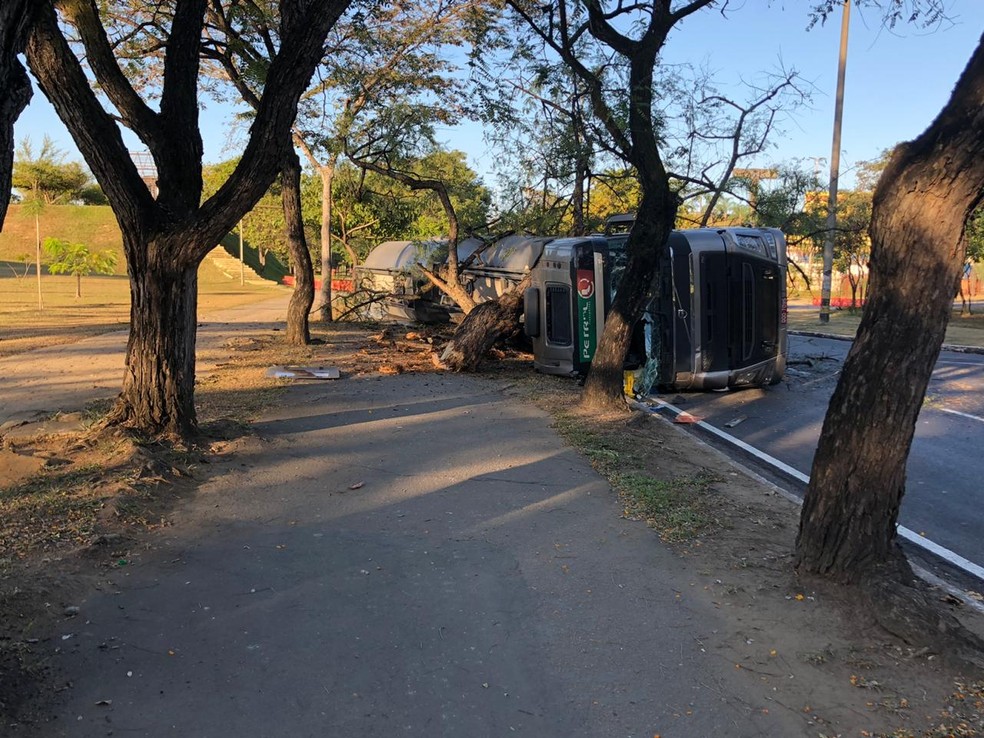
left=356, top=234, right=552, bottom=323
left=359, top=217, right=788, bottom=391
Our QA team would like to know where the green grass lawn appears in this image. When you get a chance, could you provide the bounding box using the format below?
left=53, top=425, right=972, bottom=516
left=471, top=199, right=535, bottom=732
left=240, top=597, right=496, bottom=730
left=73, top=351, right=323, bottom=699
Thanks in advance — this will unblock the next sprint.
left=0, top=205, right=125, bottom=271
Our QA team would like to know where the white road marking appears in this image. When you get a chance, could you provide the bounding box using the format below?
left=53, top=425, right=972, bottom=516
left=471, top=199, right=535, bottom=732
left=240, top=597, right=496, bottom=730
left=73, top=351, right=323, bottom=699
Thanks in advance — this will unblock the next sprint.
left=650, top=398, right=809, bottom=483
left=896, top=526, right=984, bottom=581
left=940, top=407, right=984, bottom=424
left=645, top=397, right=984, bottom=583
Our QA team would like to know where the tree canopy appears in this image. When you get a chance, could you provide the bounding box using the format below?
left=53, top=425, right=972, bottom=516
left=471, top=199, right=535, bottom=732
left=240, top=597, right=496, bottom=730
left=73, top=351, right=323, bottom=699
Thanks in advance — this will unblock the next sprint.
left=12, top=136, right=104, bottom=205
left=19, top=0, right=354, bottom=438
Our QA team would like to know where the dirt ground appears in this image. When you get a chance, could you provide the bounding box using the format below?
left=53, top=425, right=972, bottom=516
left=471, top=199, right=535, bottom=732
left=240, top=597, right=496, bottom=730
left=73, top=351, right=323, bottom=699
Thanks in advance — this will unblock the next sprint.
left=1, top=322, right=983, bottom=737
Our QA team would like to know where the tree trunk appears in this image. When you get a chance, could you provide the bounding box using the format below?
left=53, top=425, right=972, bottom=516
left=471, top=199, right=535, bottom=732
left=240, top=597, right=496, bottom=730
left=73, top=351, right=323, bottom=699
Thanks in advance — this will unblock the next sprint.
left=319, top=162, right=334, bottom=322
left=282, top=150, right=313, bottom=345
left=25, top=0, right=352, bottom=441
left=424, top=264, right=477, bottom=315
left=580, top=185, right=676, bottom=411
left=0, top=0, right=35, bottom=230
left=571, top=131, right=587, bottom=236
left=109, top=248, right=199, bottom=439
left=440, top=275, right=530, bottom=371
left=76, top=272, right=81, bottom=298
left=796, top=36, right=984, bottom=582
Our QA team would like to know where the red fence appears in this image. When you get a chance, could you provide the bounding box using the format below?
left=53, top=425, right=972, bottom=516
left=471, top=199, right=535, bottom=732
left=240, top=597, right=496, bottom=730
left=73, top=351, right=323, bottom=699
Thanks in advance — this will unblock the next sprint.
left=811, top=296, right=866, bottom=308
left=281, top=275, right=355, bottom=292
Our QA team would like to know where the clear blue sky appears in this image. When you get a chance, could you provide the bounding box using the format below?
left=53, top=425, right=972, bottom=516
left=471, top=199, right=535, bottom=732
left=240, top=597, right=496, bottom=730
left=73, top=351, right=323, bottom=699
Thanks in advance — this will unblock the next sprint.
left=13, top=1, right=983, bottom=193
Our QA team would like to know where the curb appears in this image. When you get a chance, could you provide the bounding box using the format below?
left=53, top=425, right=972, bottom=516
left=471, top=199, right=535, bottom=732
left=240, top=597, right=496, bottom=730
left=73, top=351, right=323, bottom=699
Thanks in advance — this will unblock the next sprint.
left=789, top=330, right=984, bottom=356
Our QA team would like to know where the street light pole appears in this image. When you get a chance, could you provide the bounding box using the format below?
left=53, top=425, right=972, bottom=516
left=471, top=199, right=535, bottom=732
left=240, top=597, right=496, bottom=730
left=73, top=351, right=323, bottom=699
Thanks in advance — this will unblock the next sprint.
left=820, top=0, right=851, bottom=323
left=239, top=218, right=245, bottom=286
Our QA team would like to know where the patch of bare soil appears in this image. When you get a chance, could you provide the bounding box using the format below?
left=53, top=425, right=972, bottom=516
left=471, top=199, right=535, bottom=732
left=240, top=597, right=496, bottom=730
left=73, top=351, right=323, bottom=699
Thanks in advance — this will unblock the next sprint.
left=0, top=324, right=127, bottom=359
left=2, top=320, right=982, bottom=737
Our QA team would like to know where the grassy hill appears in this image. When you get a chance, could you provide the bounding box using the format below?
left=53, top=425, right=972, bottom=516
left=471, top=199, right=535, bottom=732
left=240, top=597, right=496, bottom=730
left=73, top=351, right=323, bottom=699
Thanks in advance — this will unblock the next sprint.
left=0, top=205, right=125, bottom=272
left=1, top=204, right=288, bottom=280
left=216, top=232, right=289, bottom=283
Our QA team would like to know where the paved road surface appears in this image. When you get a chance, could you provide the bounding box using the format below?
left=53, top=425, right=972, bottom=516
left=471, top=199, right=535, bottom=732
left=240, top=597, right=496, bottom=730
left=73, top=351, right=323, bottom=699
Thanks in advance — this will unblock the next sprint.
left=28, top=375, right=806, bottom=737
left=662, top=334, right=984, bottom=575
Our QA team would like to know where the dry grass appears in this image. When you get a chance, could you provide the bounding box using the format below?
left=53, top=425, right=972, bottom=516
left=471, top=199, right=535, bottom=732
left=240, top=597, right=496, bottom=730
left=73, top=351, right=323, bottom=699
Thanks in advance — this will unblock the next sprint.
left=0, top=334, right=299, bottom=562
left=786, top=296, right=984, bottom=348
left=0, top=258, right=287, bottom=357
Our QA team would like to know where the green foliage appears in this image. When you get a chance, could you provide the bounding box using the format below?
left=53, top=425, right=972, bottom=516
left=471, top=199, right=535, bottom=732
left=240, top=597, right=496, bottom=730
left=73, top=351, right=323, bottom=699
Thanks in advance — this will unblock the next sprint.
left=12, top=136, right=101, bottom=205
left=203, top=150, right=489, bottom=271
left=855, top=148, right=894, bottom=192
left=406, top=150, right=492, bottom=238
left=965, top=206, right=984, bottom=264
left=300, top=0, right=474, bottom=157
left=332, top=162, right=418, bottom=261
left=827, top=190, right=874, bottom=298
left=809, top=1, right=948, bottom=30
left=43, top=237, right=118, bottom=297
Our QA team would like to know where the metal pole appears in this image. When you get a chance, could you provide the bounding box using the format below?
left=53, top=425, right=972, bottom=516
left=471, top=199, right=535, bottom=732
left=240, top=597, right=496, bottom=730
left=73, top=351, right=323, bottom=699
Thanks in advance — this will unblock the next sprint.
left=239, top=219, right=245, bottom=286
left=35, top=211, right=43, bottom=311
left=820, top=0, right=850, bottom=323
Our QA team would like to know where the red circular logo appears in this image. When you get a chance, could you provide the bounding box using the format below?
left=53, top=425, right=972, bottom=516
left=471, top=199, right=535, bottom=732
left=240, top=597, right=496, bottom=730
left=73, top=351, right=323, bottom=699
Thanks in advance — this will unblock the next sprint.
left=577, top=277, right=594, bottom=299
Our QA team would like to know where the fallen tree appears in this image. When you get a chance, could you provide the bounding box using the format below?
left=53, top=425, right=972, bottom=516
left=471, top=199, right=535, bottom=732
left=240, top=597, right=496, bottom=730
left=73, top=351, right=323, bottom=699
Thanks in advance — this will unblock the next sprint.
left=438, top=274, right=531, bottom=371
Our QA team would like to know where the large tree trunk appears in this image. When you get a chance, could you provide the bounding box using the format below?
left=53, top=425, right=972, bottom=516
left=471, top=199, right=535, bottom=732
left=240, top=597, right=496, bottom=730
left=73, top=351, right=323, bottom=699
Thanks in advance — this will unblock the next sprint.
left=581, top=184, right=676, bottom=411
left=796, top=35, right=984, bottom=582
left=282, top=150, right=313, bottom=345
left=575, top=37, right=678, bottom=413
left=440, top=276, right=530, bottom=371
left=108, top=244, right=199, bottom=439
left=25, top=0, right=351, bottom=441
left=0, top=0, right=36, bottom=230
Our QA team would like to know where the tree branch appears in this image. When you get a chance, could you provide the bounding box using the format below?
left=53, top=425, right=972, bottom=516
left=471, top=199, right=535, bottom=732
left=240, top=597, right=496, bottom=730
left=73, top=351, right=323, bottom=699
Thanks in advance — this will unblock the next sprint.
left=60, top=0, right=163, bottom=146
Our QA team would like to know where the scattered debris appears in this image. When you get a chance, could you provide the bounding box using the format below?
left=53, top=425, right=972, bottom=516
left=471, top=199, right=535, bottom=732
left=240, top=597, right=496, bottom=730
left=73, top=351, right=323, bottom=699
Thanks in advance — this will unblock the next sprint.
left=674, top=412, right=702, bottom=424
left=724, top=416, right=747, bottom=428
left=348, top=482, right=365, bottom=490
left=378, top=364, right=404, bottom=375
left=265, top=366, right=341, bottom=380
left=90, top=533, right=125, bottom=547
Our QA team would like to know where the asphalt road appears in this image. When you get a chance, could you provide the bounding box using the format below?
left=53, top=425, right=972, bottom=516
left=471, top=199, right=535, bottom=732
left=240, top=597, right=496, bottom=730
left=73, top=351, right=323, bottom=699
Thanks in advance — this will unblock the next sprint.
left=658, top=334, right=984, bottom=577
